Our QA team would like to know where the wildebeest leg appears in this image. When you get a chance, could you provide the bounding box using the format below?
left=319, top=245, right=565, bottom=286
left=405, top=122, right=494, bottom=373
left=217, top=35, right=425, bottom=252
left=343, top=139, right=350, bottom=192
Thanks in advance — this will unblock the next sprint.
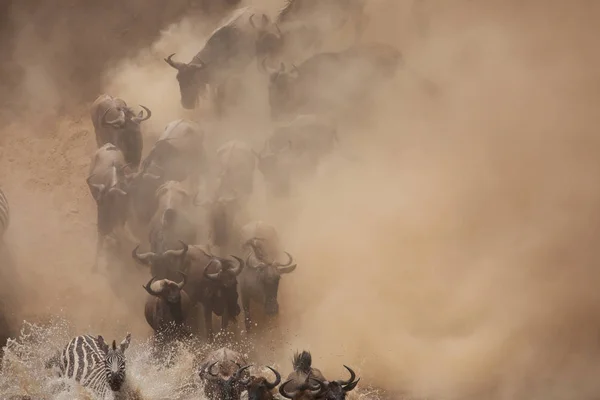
left=242, top=294, right=252, bottom=333
left=92, top=232, right=104, bottom=272
left=203, top=305, right=214, bottom=342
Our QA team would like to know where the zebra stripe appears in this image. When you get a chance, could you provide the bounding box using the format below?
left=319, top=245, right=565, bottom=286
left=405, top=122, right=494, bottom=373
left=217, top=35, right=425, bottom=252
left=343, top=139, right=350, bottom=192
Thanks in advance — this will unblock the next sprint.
left=0, top=187, right=9, bottom=239
left=59, top=334, right=129, bottom=398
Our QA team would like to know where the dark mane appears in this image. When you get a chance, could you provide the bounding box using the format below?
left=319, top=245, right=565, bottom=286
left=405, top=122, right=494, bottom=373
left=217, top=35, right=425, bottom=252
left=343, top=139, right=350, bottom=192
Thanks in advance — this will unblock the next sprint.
left=292, top=350, right=312, bottom=373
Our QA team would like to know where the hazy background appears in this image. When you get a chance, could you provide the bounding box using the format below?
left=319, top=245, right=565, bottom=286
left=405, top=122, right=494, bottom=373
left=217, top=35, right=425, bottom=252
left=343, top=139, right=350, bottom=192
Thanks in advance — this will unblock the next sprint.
left=2, top=0, right=600, bottom=399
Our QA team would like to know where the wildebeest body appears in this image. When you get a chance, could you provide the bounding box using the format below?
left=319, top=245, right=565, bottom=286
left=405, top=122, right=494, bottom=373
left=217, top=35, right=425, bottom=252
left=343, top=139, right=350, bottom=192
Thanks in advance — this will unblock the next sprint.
left=90, top=94, right=152, bottom=170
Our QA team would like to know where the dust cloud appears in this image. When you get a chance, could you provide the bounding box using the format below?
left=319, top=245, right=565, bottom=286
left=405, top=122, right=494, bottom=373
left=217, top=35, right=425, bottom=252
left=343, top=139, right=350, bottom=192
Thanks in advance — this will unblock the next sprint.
left=2, top=0, right=600, bottom=399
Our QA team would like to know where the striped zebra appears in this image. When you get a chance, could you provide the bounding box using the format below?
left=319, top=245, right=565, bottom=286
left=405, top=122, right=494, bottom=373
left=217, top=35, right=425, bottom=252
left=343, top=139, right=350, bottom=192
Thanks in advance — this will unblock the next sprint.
left=0, top=186, right=8, bottom=240
left=58, top=333, right=132, bottom=399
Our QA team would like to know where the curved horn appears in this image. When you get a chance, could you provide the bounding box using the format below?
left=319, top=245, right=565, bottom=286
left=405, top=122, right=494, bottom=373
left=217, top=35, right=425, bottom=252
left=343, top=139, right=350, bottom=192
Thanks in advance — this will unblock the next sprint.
left=107, top=187, right=128, bottom=197
left=143, top=276, right=162, bottom=296
left=308, top=378, right=328, bottom=395
left=163, top=241, right=189, bottom=258
left=275, top=23, right=282, bottom=36
left=229, top=255, right=245, bottom=276
left=177, top=271, right=188, bottom=290
left=234, top=364, right=253, bottom=385
left=249, top=14, right=257, bottom=29
left=343, top=377, right=360, bottom=392
left=264, top=366, right=281, bottom=389
left=164, top=53, right=186, bottom=70
left=208, top=361, right=219, bottom=377
left=273, top=251, right=294, bottom=267
left=132, top=245, right=156, bottom=266
left=133, top=105, right=152, bottom=123
left=291, top=64, right=300, bottom=75
left=278, top=379, right=297, bottom=399
left=336, top=365, right=357, bottom=386
left=204, top=259, right=221, bottom=281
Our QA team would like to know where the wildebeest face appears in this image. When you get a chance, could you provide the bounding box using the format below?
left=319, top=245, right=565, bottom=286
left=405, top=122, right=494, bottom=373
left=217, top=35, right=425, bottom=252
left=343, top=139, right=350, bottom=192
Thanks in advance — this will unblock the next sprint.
left=164, top=54, right=208, bottom=110
left=250, top=13, right=284, bottom=61
left=204, top=363, right=251, bottom=400
left=247, top=248, right=296, bottom=316
left=132, top=242, right=189, bottom=280
left=144, top=273, right=187, bottom=303
left=245, top=367, right=281, bottom=400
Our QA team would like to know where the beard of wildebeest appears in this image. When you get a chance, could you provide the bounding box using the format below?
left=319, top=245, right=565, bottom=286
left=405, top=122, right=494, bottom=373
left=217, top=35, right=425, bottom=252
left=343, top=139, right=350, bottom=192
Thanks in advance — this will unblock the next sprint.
left=96, top=189, right=128, bottom=238
left=165, top=55, right=208, bottom=110
left=114, top=118, right=144, bottom=170
left=259, top=266, right=281, bottom=315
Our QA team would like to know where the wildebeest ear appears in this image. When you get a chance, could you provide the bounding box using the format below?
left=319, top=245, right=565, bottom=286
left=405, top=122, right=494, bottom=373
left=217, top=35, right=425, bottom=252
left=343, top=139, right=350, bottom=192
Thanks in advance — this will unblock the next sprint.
left=120, top=332, right=131, bottom=352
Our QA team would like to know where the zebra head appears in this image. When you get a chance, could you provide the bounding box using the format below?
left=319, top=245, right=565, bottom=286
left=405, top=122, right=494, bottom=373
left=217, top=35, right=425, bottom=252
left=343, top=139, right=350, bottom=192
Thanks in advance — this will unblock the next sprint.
left=97, top=333, right=131, bottom=392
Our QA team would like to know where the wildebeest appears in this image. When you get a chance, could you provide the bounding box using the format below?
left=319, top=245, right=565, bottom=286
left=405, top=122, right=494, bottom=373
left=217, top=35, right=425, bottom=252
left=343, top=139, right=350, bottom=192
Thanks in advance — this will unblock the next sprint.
left=255, top=114, right=338, bottom=196
left=164, top=6, right=283, bottom=110
left=238, top=221, right=296, bottom=332
left=243, top=367, right=282, bottom=400
left=197, top=253, right=245, bottom=340
left=263, top=42, right=402, bottom=120
left=214, top=140, right=257, bottom=199
left=131, top=181, right=197, bottom=281
left=90, top=94, right=152, bottom=170
left=87, top=143, right=130, bottom=272
left=143, top=272, right=192, bottom=343
left=271, top=0, right=368, bottom=62
left=198, top=347, right=251, bottom=400
left=0, top=186, right=8, bottom=242
left=141, top=119, right=207, bottom=194
left=135, top=243, right=245, bottom=341
left=279, top=351, right=360, bottom=400
left=201, top=140, right=257, bottom=254
left=148, top=181, right=198, bottom=254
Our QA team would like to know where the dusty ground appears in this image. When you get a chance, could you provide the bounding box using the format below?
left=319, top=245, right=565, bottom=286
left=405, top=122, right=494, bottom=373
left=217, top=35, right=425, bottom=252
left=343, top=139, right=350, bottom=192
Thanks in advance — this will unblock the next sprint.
left=2, top=1, right=600, bottom=399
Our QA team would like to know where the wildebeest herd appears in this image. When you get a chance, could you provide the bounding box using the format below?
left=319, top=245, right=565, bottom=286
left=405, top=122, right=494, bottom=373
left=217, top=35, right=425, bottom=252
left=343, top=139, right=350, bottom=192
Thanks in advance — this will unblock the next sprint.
left=2, top=1, right=409, bottom=399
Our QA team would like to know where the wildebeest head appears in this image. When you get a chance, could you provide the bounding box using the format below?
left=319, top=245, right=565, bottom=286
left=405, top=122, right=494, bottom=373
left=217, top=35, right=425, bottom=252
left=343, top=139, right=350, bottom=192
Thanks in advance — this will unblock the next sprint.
left=203, top=363, right=252, bottom=400
left=302, top=366, right=359, bottom=400
left=87, top=164, right=129, bottom=235
left=164, top=54, right=208, bottom=109
left=279, top=374, right=327, bottom=400
left=249, top=13, right=284, bottom=63
left=246, top=239, right=296, bottom=315
left=132, top=241, right=189, bottom=280
left=143, top=272, right=187, bottom=304
left=261, top=61, right=299, bottom=115
left=204, top=255, right=245, bottom=318
left=102, top=105, right=152, bottom=168
left=96, top=333, right=131, bottom=392
left=244, top=367, right=282, bottom=400
left=204, top=255, right=245, bottom=288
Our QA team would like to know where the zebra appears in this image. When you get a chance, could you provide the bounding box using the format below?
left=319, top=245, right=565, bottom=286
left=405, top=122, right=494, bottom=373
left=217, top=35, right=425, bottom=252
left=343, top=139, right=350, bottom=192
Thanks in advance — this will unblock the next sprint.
left=0, top=186, right=8, bottom=241
left=57, top=333, right=132, bottom=399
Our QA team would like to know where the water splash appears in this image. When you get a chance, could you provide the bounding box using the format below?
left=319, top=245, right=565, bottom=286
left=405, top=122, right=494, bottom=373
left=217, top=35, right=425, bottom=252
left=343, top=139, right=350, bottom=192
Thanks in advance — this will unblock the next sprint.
left=0, top=318, right=386, bottom=399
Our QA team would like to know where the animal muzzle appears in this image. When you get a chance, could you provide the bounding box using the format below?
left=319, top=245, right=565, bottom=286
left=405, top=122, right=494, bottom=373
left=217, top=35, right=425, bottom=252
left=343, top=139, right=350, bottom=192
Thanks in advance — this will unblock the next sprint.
left=107, top=373, right=125, bottom=391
